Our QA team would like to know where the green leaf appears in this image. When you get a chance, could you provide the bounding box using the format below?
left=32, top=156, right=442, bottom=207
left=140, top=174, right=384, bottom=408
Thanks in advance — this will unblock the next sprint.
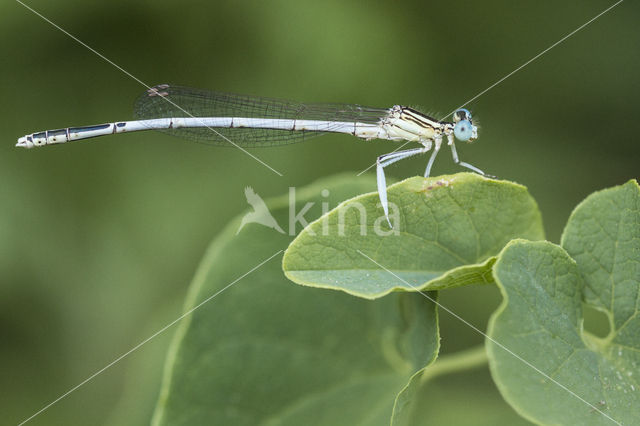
left=152, top=174, right=440, bottom=426
left=487, top=238, right=639, bottom=425
left=283, top=173, right=544, bottom=299
left=562, top=179, right=640, bottom=422
left=561, top=179, right=640, bottom=333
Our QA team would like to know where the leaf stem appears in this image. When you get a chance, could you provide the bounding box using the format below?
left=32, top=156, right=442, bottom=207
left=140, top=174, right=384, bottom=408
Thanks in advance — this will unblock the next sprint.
left=420, top=345, right=488, bottom=384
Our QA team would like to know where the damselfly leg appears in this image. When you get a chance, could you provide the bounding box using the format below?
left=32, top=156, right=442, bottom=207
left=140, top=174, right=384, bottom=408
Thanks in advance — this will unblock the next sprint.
left=449, top=140, right=489, bottom=176
left=424, top=135, right=443, bottom=178
left=376, top=144, right=431, bottom=226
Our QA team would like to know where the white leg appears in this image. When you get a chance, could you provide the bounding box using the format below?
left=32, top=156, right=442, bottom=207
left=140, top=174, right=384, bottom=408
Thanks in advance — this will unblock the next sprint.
left=450, top=141, right=489, bottom=176
left=376, top=146, right=429, bottom=226
left=424, top=137, right=441, bottom=177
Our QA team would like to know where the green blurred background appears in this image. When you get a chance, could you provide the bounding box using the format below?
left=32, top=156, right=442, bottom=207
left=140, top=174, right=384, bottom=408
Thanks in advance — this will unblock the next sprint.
left=2, top=0, right=638, bottom=424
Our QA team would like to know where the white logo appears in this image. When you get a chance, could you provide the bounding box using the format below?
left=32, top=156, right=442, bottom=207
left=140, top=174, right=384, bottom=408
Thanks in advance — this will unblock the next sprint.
left=237, top=187, right=285, bottom=234
left=237, top=186, right=400, bottom=236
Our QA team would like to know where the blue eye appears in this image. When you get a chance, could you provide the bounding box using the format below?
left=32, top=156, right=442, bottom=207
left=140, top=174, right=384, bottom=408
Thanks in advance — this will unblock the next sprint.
left=453, top=108, right=472, bottom=123
left=454, top=120, right=473, bottom=141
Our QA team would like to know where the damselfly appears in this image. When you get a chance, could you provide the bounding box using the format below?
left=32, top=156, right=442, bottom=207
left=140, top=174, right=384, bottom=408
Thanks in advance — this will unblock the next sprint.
left=17, top=84, right=487, bottom=224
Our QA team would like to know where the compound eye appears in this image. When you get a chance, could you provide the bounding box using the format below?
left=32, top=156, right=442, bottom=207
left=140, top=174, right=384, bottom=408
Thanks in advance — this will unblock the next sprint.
left=453, top=108, right=472, bottom=123
left=454, top=120, right=473, bottom=141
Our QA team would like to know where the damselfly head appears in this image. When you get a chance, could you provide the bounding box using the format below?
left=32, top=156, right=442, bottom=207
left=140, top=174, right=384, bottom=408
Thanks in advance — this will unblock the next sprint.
left=452, top=108, right=477, bottom=143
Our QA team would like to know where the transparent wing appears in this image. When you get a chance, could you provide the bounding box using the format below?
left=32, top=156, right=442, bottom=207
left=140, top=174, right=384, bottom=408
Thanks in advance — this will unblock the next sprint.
left=133, top=84, right=390, bottom=147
